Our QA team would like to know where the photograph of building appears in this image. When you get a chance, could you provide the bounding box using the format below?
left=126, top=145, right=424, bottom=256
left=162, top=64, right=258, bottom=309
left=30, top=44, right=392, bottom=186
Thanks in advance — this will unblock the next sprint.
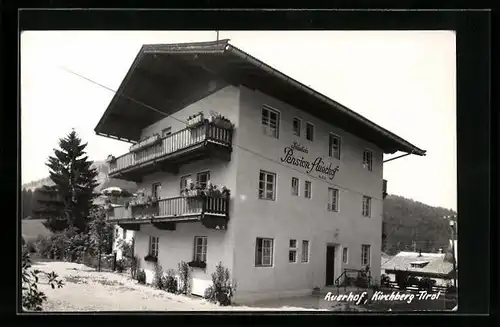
left=99, top=39, right=426, bottom=303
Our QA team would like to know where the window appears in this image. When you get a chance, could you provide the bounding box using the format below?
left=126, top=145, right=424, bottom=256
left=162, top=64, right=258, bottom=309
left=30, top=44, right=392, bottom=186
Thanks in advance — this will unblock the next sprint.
left=196, top=171, right=210, bottom=189
left=291, top=177, right=299, bottom=196
left=342, top=247, right=349, bottom=264
left=329, top=134, right=341, bottom=159
left=304, top=181, right=312, bottom=199
left=362, top=196, right=371, bottom=217
left=193, top=236, right=207, bottom=262
left=259, top=170, right=276, bottom=201
left=162, top=127, right=172, bottom=137
left=261, top=105, right=280, bottom=138
left=289, top=239, right=297, bottom=263
left=152, top=182, right=161, bottom=199
left=363, top=150, right=373, bottom=171
left=410, top=261, right=429, bottom=268
left=306, top=123, right=314, bottom=141
left=328, top=187, right=339, bottom=212
left=292, top=118, right=301, bottom=136
left=361, top=244, right=371, bottom=266
left=301, top=240, right=309, bottom=263
left=149, top=236, right=159, bottom=257
left=255, top=238, right=274, bottom=267
left=180, top=175, right=192, bottom=192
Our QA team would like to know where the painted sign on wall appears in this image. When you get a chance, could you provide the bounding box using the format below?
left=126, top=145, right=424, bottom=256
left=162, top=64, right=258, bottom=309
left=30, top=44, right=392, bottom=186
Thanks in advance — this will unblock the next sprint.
left=280, top=143, right=340, bottom=180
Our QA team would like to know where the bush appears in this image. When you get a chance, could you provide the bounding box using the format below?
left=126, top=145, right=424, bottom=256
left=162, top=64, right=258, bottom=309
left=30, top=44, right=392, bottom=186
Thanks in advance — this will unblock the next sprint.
left=130, top=255, right=140, bottom=280
left=418, top=277, right=436, bottom=291
left=116, top=259, right=126, bottom=273
left=117, top=238, right=134, bottom=259
left=22, top=248, right=64, bottom=311
left=153, top=262, right=164, bottom=290
left=406, top=275, right=420, bottom=287
left=137, top=269, right=146, bottom=284
left=381, top=274, right=391, bottom=287
left=164, top=269, right=178, bottom=293
left=177, top=261, right=192, bottom=295
left=204, top=262, right=236, bottom=306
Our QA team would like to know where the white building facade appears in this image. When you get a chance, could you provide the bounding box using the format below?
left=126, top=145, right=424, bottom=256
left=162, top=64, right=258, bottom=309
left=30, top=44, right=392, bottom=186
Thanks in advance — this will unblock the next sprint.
left=97, top=40, right=425, bottom=303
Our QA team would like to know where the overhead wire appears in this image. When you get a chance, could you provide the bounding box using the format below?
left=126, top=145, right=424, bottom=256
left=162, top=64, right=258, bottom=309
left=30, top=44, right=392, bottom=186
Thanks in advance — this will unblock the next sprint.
left=60, top=65, right=387, bottom=201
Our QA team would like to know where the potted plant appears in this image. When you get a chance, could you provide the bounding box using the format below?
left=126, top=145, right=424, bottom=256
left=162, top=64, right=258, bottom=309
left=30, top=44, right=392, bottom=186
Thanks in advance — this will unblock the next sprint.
left=106, top=154, right=116, bottom=163
left=187, top=111, right=204, bottom=128
left=212, top=114, right=234, bottom=130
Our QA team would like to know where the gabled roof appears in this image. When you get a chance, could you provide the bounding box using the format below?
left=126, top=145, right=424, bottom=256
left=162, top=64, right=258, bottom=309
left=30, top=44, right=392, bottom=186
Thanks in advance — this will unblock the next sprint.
left=95, top=39, right=426, bottom=156
left=382, top=251, right=453, bottom=276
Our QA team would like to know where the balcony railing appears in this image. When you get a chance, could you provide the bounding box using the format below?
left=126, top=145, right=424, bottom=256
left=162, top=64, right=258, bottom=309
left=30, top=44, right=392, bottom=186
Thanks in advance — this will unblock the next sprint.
left=107, top=195, right=229, bottom=222
left=108, top=121, right=232, bottom=175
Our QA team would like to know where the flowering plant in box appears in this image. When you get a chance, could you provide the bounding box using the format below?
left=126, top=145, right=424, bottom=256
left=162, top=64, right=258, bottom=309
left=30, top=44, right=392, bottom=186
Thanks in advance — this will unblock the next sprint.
left=187, top=260, right=207, bottom=269
left=187, top=111, right=204, bottom=127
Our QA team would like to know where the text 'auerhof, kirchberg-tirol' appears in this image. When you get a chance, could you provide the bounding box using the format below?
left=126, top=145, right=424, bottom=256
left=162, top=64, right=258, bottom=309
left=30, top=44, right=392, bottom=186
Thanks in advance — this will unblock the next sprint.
left=324, top=290, right=442, bottom=305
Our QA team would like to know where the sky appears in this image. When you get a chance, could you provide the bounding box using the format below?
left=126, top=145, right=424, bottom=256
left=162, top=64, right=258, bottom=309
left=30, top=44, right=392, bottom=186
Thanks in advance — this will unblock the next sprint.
left=21, top=31, right=457, bottom=211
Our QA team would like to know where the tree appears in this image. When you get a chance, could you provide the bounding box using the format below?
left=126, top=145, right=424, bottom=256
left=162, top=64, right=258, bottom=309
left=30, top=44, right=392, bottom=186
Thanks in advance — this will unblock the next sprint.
left=21, top=189, right=33, bottom=219
left=34, top=130, right=99, bottom=233
left=88, top=207, right=113, bottom=272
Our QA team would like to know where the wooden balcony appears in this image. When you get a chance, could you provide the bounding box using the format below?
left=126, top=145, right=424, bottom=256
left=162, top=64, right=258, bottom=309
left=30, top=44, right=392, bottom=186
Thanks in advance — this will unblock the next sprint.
left=107, top=195, right=230, bottom=230
left=107, top=121, right=233, bottom=182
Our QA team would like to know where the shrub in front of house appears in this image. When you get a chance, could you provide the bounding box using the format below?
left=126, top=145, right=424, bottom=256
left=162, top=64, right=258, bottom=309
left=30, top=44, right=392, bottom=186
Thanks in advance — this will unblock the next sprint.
left=130, top=255, right=140, bottom=280
left=204, top=262, right=236, bottom=306
left=153, top=262, right=164, bottom=290
left=115, top=259, right=126, bottom=273
left=137, top=269, right=146, bottom=284
left=177, top=261, right=192, bottom=295
left=164, top=269, right=178, bottom=293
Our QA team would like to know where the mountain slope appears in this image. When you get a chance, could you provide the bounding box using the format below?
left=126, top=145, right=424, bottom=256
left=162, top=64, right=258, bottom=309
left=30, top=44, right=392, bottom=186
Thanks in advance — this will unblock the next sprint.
left=383, top=195, right=456, bottom=255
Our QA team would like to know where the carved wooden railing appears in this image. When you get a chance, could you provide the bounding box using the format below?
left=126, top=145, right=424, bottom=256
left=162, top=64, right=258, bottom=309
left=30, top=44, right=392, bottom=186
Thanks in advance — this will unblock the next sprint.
left=109, top=121, right=233, bottom=174
left=108, top=195, right=229, bottom=221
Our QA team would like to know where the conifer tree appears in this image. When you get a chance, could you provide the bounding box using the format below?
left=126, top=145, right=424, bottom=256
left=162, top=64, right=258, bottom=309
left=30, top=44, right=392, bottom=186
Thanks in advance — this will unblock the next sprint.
left=34, top=130, right=99, bottom=232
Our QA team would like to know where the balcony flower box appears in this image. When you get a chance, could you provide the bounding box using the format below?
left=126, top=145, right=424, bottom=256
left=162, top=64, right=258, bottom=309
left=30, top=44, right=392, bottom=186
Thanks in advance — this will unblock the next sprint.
left=129, top=133, right=161, bottom=153
left=106, top=154, right=116, bottom=164
left=209, top=113, right=234, bottom=130
left=144, top=254, right=158, bottom=263
left=187, top=112, right=204, bottom=128
left=187, top=260, right=206, bottom=269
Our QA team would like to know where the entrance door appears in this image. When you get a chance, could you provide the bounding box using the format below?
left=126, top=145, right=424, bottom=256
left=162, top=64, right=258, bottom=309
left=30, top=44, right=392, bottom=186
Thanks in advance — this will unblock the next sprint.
left=326, top=245, right=336, bottom=286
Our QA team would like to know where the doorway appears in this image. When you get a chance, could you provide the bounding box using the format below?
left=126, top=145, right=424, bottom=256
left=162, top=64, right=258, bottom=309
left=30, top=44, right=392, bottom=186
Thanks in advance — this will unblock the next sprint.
left=325, top=245, right=336, bottom=286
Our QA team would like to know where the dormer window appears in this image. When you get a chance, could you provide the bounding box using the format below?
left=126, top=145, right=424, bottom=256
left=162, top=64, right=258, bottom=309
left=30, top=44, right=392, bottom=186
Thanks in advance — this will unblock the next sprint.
left=410, top=261, right=429, bottom=268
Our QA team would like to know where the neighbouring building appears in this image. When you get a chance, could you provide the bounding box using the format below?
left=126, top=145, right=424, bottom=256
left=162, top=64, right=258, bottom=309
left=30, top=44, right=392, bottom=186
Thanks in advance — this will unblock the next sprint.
left=97, top=40, right=426, bottom=303
left=381, top=251, right=454, bottom=287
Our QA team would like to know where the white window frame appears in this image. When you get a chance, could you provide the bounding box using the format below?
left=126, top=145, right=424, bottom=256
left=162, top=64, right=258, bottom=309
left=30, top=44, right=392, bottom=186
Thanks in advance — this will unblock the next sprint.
left=304, top=181, right=312, bottom=199
left=162, top=126, right=172, bottom=138
left=259, top=170, right=277, bottom=201
left=329, top=133, right=341, bottom=160
left=149, top=236, right=159, bottom=257
left=291, top=177, right=299, bottom=196
left=292, top=117, right=301, bottom=136
left=255, top=238, right=274, bottom=267
left=301, top=240, right=310, bottom=263
left=193, top=236, right=207, bottom=262
left=289, top=239, right=297, bottom=263
left=361, top=244, right=371, bottom=266
left=362, top=196, right=372, bottom=217
left=342, top=247, right=349, bottom=264
left=328, top=187, right=339, bottom=212
left=305, top=122, right=314, bottom=142
left=363, top=149, right=373, bottom=171
left=261, top=105, right=280, bottom=139
left=196, top=171, right=210, bottom=189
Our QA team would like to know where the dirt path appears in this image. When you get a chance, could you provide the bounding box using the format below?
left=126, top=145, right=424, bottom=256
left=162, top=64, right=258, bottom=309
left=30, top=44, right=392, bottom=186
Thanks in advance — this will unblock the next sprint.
left=32, top=260, right=322, bottom=311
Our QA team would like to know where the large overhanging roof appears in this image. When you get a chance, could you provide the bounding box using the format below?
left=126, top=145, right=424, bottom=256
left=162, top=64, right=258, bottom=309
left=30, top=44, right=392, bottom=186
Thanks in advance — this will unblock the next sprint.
left=95, top=39, right=426, bottom=156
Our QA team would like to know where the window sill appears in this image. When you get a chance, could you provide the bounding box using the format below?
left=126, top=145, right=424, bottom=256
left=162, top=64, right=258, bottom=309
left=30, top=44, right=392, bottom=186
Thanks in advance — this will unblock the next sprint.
left=255, top=265, right=273, bottom=268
